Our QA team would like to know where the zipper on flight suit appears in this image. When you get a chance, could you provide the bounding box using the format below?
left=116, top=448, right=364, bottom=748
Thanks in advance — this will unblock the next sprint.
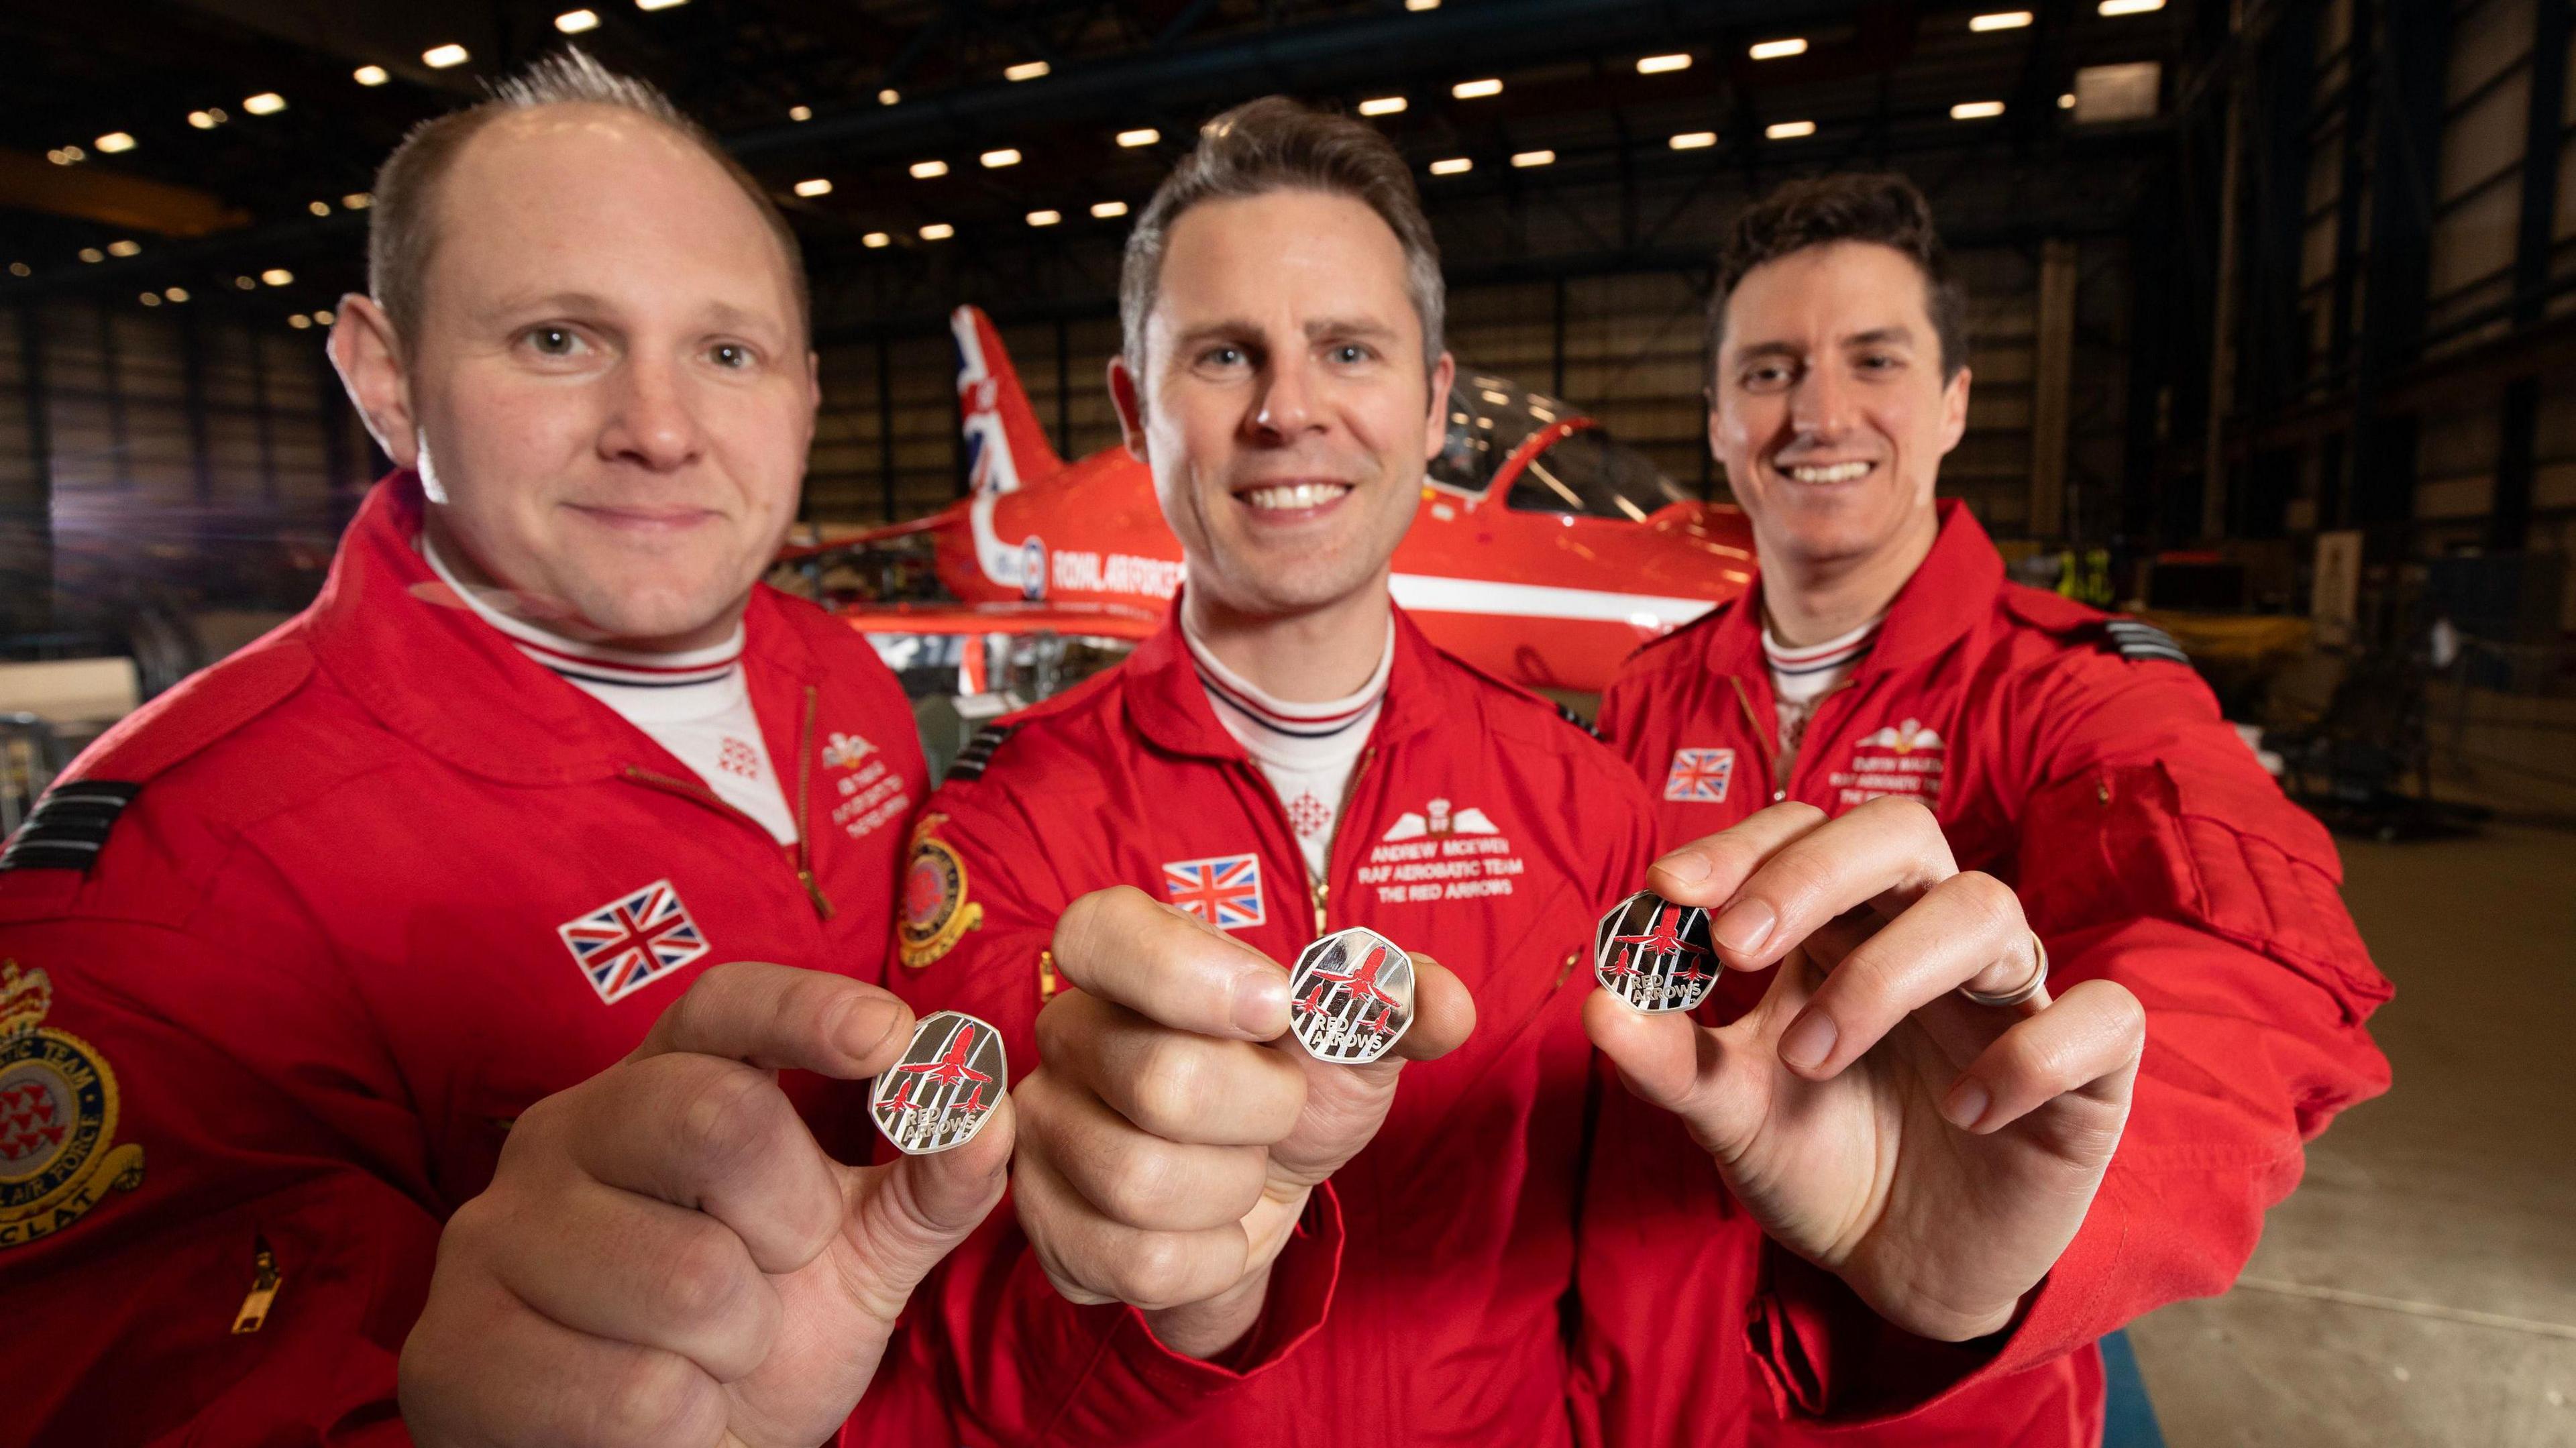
left=1306, top=746, right=1377, bottom=936
left=622, top=688, right=835, bottom=920
left=1731, top=672, right=1861, bottom=805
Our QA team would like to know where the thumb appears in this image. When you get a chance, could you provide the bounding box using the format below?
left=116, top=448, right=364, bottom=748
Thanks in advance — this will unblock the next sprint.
left=1581, top=989, right=1711, bottom=1117
left=837, top=1097, right=1016, bottom=1328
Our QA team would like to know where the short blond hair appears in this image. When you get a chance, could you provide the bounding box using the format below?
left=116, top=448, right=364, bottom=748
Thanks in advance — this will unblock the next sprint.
left=366, top=48, right=808, bottom=348
left=1120, top=96, right=1445, bottom=375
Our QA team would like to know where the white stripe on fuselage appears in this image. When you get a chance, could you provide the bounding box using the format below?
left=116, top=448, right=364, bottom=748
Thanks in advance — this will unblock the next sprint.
left=1388, top=573, right=1717, bottom=627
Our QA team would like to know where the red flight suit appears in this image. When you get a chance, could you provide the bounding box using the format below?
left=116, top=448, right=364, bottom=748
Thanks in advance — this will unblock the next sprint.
left=0, top=474, right=926, bottom=1447
left=864, top=605, right=1665, bottom=1446
left=1581, top=500, right=2394, bottom=1445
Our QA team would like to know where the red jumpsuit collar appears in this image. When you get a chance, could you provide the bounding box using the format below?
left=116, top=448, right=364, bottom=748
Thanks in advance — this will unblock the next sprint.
left=303, top=472, right=821, bottom=787
left=1121, top=589, right=1448, bottom=763
left=1703, top=498, right=2003, bottom=679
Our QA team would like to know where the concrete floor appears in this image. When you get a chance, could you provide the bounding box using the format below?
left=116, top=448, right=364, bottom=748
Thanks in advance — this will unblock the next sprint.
left=2125, top=821, right=2576, bottom=1447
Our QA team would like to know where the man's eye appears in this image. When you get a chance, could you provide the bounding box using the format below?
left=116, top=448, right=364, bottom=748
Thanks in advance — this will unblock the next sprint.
left=1202, top=346, right=1246, bottom=368
left=711, top=342, right=754, bottom=369
left=1860, top=353, right=1901, bottom=371
left=1331, top=343, right=1372, bottom=365
left=526, top=327, right=582, bottom=357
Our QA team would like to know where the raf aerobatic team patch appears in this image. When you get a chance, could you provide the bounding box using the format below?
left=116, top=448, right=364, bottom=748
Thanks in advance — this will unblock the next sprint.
left=899, top=816, right=983, bottom=969
left=0, top=962, right=145, bottom=1249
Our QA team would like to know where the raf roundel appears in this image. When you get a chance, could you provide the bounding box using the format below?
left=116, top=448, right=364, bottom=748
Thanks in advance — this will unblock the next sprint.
left=1287, top=927, right=1415, bottom=1066
left=1595, top=891, right=1721, bottom=1013
left=872, top=1011, right=1008, bottom=1156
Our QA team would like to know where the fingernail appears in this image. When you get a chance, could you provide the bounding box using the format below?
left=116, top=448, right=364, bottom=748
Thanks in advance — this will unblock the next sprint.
left=1779, top=1008, right=1837, bottom=1070
left=1233, top=968, right=1289, bottom=1036
left=838, top=995, right=906, bottom=1061
left=1656, top=849, right=1712, bottom=885
left=1713, top=899, right=1776, bottom=955
left=1943, top=1077, right=1990, bottom=1131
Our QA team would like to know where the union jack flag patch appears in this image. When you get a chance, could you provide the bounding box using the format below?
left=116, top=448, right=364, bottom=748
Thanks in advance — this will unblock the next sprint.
left=557, top=879, right=710, bottom=1005
left=1162, top=853, right=1266, bottom=932
left=1664, top=747, right=1736, bottom=803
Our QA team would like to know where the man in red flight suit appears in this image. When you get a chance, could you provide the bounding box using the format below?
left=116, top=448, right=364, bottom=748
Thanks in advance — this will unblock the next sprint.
left=1582, top=174, right=2394, bottom=1444
left=0, top=53, right=1004, bottom=1447
left=390, top=100, right=2158, bottom=1448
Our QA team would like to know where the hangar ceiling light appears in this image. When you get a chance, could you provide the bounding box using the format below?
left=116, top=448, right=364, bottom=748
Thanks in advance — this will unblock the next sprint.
left=1637, top=54, right=1691, bottom=74
left=1453, top=78, right=1503, bottom=99
left=309, top=199, right=331, bottom=215
left=95, top=131, right=136, bottom=154
left=1429, top=156, right=1472, bottom=175
left=789, top=105, right=812, bottom=121
left=794, top=178, right=833, bottom=197
left=47, top=147, right=86, bottom=166
left=862, top=231, right=890, bottom=248
left=1749, top=38, right=1807, bottom=60
left=354, top=65, right=388, bottom=86
left=2098, top=0, right=2163, bottom=11
left=1951, top=100, right=2006, bottom=119
left=1669, top=131, right=1716, bottom=149
left=1405, top=0, right=1440, bottom=10
left=107, top=239, right=140, bottom=256
left=879, top=89, right=901, bottom=105
left=981, top=148, right=1022, bottom=168
left=1027, top=209, right=1061, bottom=227
left=343, top=192, right=372, bottom=209
left=1006, top=61, right=1051, bottom=81
left=164, top=286, right=189, bottom=302
left=556, top=9, right=600, bottom=33
left=920, top=223, right=955, bottom=240
left=1118, top=127, right=1161, bottom=147
left=1358, top=96, right=1407, bottom=117
left=243, top=92, right=287, bottom=115
left=638, top=0, right=689, bottom=9
left=1764, top=119, right=1816, bottom=139
left=260, top=267, right=293, bottom=286
left=1511, top=150, right=1555, bottom=168
left=910, top=159, right=949, bottom=178
left=140, top=292, right=161, bottom=307
left=1970, top=10, right=2033, bottom=29
left=78, top=248, right=104, bottom=264
left=188, top=109, right=225, bottom=128
left=1091, top=200, right=1128, bottom=218
left=289, top=313, right=311, bottom=329
left=423, top=44, right=470, bottom=69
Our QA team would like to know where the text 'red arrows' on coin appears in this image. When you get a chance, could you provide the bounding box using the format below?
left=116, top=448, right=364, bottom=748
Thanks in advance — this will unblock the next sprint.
left=1287, top=927, right=1415, bottom=1065
left=871, top=1010, right=1007, bottom=1155
left=1595, top=890, right=1721, bottom=1013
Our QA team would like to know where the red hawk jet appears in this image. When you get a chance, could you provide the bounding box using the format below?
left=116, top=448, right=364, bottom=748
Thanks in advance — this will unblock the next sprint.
left=796, top=308, right=1758, bottom=695
left=881, top=1022, right=996, bottom=1115
left=1607, top=904, right=1714, bottom=989
left=1299, top=942, right=1405, bottom=1034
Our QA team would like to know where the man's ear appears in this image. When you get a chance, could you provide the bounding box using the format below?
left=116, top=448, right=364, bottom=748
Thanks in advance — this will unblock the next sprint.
left=1108, top=353, right=1148, bottom=461
left=1420, top=351, right=1457, bottom=463
left=327, top=294, right=421, bottom=470
left=1937, top=365, right=1973, bottom=457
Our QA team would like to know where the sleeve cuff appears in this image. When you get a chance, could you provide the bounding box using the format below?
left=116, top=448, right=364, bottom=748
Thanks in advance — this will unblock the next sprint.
left=1747, top=1178, right=2132, bottom=1425
left=1036, top=1183, right=1345, bottom=1439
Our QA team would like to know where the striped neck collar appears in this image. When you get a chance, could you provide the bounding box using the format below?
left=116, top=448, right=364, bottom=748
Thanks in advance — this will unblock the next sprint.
left=1760, top=613, right=1884, bottom=677
left=420, top=531, right=745, bottom=689
left=1181, top=616, right=1393, bottom=742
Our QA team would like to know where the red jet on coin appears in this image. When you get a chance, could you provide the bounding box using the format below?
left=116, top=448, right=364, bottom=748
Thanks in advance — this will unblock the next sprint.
left=1287, top=927, right=1415, bottom=1065
left=1595, top=891, right=1721, bottom=1013
left=871, top=1010, right=1008, bottom=1155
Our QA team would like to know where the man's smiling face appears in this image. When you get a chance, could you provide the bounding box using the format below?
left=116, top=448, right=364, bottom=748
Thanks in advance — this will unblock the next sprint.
left=1709, top=239, right=1970, bottom=572
left=1116, top=187, right=1452, bottom=619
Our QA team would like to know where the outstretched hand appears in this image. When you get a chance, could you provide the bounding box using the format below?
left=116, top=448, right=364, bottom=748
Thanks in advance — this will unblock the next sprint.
left=1586, top=798, right=2144, bottom=1341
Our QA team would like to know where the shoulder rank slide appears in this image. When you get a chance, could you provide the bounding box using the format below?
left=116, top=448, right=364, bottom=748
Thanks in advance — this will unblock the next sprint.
left=943, top=724, right=1018, bottom=784
left=2102, top=618, right=2190, bottom=667
left=0, top=782, right=140, bottom=875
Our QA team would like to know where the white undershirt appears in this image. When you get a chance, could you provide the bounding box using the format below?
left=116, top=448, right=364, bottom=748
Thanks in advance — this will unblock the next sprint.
left=1762, top=613, right=1884, bottom=784
left=1185, top=618, right=1393, bottom=883
left=421, top=534, right=800, bottom=845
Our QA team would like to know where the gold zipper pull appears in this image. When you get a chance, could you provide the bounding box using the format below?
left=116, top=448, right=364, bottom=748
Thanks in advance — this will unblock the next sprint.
left=231, top=1237, right=282, bottom=1334
left=1311, top=878, right=1328, bottom=935
left=798, top=869, right=835, bottom=921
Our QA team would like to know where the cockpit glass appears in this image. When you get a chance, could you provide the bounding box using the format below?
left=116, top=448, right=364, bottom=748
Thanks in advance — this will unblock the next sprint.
left=1507, top=429, right=1687, bottom=521
left=1425, top=375, right=1686, bottom=521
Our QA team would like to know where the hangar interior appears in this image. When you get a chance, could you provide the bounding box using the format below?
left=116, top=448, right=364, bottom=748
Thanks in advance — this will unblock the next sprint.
left=1, top=1, right=2571, bottom=1444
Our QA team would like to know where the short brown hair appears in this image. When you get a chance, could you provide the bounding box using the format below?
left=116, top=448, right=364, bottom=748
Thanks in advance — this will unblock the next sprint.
left=366, top=48, right=808, bottom=349
left=1710, top=172, right=1966, bottom=378
left=1120, top=96, right=1445, bottom=374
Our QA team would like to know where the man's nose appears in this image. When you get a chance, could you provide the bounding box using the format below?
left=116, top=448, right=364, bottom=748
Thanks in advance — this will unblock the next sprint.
left=1788, top=363, right=1856, bottom=441
left=1249, top=351, right=1323, bottom=441
left=598, top=353, right=704, bottom=470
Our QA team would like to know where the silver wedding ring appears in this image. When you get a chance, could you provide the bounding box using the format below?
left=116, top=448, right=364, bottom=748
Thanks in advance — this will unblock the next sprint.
left=1958, top=931, right=2049, bottom=1009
